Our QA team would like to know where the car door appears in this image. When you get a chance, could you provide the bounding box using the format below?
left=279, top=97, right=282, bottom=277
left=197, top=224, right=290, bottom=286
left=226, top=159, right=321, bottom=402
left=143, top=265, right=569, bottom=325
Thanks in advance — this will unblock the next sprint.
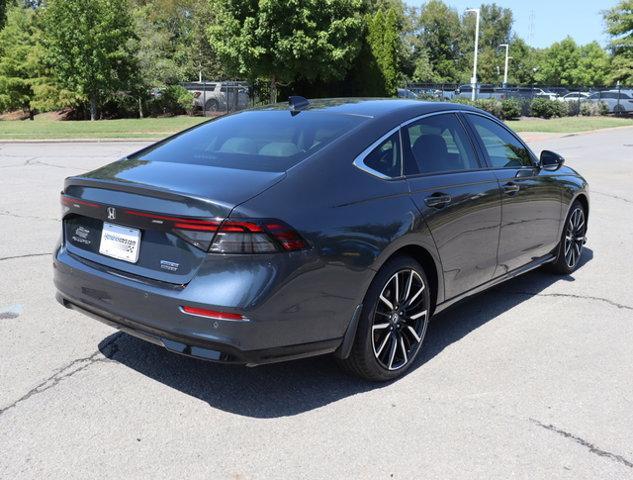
left=463, top=113, right=562, bottom=275
left=403, top=112, right=502, bottom=299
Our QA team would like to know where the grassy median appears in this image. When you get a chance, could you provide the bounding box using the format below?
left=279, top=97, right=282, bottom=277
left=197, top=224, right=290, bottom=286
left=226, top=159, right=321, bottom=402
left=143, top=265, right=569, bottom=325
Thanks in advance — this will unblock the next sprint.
left=505, top=116, right=633, bottom=133
left=0, top=116, right=207, bottom=140
left=0, top=114, right=632, bottom=140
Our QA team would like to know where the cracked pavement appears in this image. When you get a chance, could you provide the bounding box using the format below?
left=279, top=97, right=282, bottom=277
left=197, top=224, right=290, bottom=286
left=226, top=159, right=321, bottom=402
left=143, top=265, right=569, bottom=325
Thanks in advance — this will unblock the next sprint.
left=1, top=129, right=633, bottom=479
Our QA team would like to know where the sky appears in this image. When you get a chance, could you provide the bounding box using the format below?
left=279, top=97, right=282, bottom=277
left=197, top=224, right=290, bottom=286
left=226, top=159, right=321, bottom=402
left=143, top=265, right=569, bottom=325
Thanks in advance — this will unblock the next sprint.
left=406, top=0, right=617, bottom=49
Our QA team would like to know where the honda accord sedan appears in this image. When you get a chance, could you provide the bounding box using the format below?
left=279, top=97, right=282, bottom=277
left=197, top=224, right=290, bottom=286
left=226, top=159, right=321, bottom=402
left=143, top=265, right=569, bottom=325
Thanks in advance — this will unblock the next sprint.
left=54, top=98, right=589, bottom=381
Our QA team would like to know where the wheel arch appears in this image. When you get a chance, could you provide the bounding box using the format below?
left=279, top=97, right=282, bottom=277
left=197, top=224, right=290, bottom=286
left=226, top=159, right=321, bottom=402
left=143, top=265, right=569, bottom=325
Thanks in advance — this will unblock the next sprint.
left=574, top=192, right=589, bottom=220
left=383, top=244, right=441, bottom=315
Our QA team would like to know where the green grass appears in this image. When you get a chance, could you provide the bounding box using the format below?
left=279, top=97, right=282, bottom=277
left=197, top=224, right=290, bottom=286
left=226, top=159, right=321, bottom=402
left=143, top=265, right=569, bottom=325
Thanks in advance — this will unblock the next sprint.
left=1, top=114, right=632, bottom=140
left=505, top=116, right=633, bottom=133
left=0, top=116, right=207, bottom=140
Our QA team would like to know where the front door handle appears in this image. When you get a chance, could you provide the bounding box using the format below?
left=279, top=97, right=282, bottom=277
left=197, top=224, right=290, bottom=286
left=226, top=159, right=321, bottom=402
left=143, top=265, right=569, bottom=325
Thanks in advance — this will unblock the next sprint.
left=424, top=193, right=452, bottom=208
left=503, top=182, right=520, bottom=195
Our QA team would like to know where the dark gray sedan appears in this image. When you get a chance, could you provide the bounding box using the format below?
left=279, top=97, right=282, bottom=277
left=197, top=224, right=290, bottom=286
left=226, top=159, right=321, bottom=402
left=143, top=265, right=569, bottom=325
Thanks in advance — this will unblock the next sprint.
left=54, top=98, right=589, bottom=381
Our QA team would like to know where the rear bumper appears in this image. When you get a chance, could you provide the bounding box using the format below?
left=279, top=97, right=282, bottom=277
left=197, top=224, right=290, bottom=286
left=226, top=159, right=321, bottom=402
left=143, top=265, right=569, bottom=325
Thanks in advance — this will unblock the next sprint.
left=53, top=246, right=343, bottom=366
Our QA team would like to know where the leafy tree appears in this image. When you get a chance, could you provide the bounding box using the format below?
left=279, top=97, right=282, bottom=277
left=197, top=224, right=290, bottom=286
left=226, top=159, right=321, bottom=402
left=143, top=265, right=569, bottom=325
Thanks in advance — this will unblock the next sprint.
left=535, top=37, right=580, bottom=86
left=507, top=37, right=541, bottom=85
left=43, top=0, right=139, bottom=120
left=604, top=0, right=633, bottom=85
left=461, top=4, right=513, bottom=84
left=416, top=0, right=463, bottom=82
left=208, top=0, right=364, bottom=102
left=365, top=7, right=401, bottom=95
left=573, top=42, right=610, bottom=86
left=0, top=5, right=38, bottom=115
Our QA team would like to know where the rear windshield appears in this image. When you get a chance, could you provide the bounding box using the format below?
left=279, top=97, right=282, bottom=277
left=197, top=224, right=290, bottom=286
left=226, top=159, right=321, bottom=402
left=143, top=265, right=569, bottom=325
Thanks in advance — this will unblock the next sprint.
left=130, top=110, right=367, bottom=172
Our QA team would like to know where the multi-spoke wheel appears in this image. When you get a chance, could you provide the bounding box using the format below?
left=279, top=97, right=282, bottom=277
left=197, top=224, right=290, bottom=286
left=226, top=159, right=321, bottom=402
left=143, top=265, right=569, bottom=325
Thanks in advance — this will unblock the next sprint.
left=372, top=269, right=428, bottom=371
left=340, top=255, right=431, bottom=381
left=550, top=200, right=587, bottom=274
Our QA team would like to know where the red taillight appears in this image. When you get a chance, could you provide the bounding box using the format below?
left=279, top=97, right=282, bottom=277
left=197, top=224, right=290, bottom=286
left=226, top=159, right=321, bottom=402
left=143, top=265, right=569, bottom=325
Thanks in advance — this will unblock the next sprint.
left=208, top=220, right=306, bottom=254
left=265, top=223, right=306, bottom=251
left=180, top=306, right=246, bottom=321
left=61, top=194, right=98, bottom=208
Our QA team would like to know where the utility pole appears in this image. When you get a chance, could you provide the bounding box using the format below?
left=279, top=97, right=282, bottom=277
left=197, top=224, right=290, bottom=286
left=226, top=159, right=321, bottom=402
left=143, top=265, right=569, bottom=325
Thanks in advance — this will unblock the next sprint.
left=499, top=43, right=510, bottom=87
left=466, top=8, right=480, bottom=101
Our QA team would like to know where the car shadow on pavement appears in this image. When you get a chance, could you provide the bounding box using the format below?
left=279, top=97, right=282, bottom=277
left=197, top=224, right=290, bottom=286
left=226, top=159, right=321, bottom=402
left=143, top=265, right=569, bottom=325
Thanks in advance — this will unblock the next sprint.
left=99, top=248, right=593, bottom=418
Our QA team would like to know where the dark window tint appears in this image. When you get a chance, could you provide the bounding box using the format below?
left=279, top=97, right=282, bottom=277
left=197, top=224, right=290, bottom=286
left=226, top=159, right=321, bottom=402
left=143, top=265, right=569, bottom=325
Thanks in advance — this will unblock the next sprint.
left=404, top=113, right=479, bottom=175
left=363, top=132, right=402, bottom=178
left=130, top=111, right=367, bottom=172
left=467, top=114, right=533, bottom=168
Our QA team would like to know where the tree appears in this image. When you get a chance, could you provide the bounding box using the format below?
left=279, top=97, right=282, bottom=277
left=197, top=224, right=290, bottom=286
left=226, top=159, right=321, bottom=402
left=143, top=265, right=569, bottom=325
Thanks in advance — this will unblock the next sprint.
left=43, top=0, right=139, bottom=120
left=573, top=42, right=610, bottom=86
left=461, top=3, right=513, bottom=83
left=536, top=37, right=580, bottom=86
left=604, top=0, right=633, bottom=85
left=208, top=0, right=364, bottom=102
left=507, top=37, right=542, bottom=85
left=416, top=0, right=463, bottom=82
left=0, top=5, right=38, bottom=116
left=365, top=7, right=401, bottom=95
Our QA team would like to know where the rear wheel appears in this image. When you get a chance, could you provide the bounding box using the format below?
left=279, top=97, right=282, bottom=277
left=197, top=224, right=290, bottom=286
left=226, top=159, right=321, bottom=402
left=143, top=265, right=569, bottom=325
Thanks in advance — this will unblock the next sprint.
left=340, top=255, right=431, bottom=381
left=549, top=200, right=587, bottom=274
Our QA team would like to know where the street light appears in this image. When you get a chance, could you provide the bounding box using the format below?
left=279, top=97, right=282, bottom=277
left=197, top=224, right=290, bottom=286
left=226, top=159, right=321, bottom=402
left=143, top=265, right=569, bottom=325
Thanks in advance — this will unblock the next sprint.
left=499, top=43, right=510, bottom=87
left=465, top=8, right=480, bottom=101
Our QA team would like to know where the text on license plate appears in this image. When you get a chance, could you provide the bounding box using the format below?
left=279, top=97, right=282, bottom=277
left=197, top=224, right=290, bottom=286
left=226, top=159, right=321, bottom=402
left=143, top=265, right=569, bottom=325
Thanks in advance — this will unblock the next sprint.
left=99, top=222, right=141, bottom=263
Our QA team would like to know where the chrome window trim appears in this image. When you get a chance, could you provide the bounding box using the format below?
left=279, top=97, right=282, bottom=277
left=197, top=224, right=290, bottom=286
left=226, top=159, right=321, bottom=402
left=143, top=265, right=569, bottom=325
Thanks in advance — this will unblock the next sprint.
left=352, top=125, right=402, bottom=180
left=353, top=110, right=463, bottom=180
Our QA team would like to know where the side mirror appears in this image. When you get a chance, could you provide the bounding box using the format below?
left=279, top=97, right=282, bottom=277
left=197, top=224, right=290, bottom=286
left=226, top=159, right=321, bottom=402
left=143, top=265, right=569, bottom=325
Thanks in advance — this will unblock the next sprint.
left=540, top=150, right=565, bottom=171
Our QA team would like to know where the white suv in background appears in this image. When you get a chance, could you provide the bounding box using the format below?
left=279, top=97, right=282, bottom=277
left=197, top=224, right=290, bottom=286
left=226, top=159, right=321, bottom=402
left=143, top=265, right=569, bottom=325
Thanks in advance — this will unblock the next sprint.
left=183, top=81, right=250, bottom=113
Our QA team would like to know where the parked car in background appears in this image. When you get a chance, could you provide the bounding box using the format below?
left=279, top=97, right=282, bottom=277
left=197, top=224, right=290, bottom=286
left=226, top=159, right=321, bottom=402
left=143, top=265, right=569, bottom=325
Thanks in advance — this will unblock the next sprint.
left=397, top=88, right=419, bottom=99
left=533, top=88, right=558, bottom=100
left=587, top=90, right=633, bottom=114
left=559, top=92, right=590, bottom=102
left=455, top=84, right=499, bottom=99
left=183, top=81, right=250, bottom=112
left=544, top=87, right=569, bottom=97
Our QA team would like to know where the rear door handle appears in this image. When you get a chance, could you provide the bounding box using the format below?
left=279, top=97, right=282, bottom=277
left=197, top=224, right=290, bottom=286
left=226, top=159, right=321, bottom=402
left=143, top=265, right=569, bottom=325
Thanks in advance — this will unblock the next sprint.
left=424, top=193, right=452, bottom=208
left=503, top=182, right=520, bottom=195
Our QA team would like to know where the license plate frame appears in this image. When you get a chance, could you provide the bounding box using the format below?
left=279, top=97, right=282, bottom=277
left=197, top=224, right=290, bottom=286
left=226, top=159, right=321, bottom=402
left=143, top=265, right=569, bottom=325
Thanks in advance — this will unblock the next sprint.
left=99, top=222, right=141, bottom=263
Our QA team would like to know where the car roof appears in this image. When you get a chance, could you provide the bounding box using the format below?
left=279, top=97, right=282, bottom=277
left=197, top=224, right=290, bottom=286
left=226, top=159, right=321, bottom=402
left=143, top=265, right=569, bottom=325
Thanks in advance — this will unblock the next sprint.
left=253, top=98, right=476, bottom=119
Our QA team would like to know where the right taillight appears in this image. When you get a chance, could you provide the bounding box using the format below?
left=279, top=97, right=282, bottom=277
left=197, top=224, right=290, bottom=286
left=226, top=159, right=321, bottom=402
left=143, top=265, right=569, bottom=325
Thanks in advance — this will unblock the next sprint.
left=207, top=220, right=306, bottom=254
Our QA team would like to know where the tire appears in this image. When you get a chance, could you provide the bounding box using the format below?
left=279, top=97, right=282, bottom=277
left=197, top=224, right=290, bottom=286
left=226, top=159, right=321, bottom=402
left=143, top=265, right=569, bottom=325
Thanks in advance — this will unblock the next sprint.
left=340, top=255, right=431, bottom=381
left=549, top=200, right=587, bottom=274
left=205, top=99, right=219, bottom=112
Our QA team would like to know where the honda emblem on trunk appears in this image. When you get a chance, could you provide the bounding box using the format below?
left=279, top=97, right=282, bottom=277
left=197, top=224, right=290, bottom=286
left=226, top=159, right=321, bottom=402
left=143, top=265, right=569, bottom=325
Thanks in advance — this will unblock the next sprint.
left=107, top=207, right=116, bottom=220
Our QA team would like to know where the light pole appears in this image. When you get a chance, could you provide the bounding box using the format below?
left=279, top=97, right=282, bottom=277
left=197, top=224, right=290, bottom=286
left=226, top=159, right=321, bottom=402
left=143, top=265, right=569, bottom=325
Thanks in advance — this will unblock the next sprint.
left=466, top=8, right=480, bottom=101
left=499, top=43, right=510, bottom=87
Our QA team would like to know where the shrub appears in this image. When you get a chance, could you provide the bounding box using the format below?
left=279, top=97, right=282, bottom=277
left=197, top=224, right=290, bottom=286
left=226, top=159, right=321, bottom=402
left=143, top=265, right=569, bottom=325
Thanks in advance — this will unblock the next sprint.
left=472, top=98, right=502, bottom=118
left=500, top=98, right=521, bottom=120
left=146, top=85, right=194, bottom=116
left=529, top=97, right=567, bottom=119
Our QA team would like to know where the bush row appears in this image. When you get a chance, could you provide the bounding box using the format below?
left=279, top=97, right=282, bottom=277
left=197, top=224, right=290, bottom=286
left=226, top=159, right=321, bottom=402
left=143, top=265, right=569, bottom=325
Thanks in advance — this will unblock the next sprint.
left=449, top=97, right=609, bottom=120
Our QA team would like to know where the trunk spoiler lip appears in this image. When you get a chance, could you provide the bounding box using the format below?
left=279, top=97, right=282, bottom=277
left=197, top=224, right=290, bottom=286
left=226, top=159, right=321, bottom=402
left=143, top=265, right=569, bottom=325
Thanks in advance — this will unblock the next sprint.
left=63, top=176, right=234, bottom=212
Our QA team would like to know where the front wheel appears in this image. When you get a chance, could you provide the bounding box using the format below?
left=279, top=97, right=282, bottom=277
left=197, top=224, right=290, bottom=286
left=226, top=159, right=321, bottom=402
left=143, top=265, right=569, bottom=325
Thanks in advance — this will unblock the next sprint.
left=549, top=200, right=587, bottom=274
left=340, top=256, right=431, bottom=381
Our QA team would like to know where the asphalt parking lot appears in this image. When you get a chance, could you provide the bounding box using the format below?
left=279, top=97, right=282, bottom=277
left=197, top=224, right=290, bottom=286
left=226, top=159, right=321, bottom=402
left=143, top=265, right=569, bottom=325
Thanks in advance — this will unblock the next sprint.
left=1, top=128, right=632, bottom=479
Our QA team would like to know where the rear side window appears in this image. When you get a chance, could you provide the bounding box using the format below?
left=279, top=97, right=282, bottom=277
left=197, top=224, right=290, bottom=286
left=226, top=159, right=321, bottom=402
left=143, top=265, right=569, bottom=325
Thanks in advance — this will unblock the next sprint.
left=404, top=113, right=479, bottom=175
left=130, top=111, right=367, bottom=172
left=467, top=114, right=533, bottom=168
left=362, top=132, right=402, bottom=178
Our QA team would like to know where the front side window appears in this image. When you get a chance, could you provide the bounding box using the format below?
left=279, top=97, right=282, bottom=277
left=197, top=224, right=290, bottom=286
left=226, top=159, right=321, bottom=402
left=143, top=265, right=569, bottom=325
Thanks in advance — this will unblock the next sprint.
left=361, top=132, right=402, bottom=178
left=404, top=113, right=479, bottom=175
left=467, top=114, right=533, bottom=168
